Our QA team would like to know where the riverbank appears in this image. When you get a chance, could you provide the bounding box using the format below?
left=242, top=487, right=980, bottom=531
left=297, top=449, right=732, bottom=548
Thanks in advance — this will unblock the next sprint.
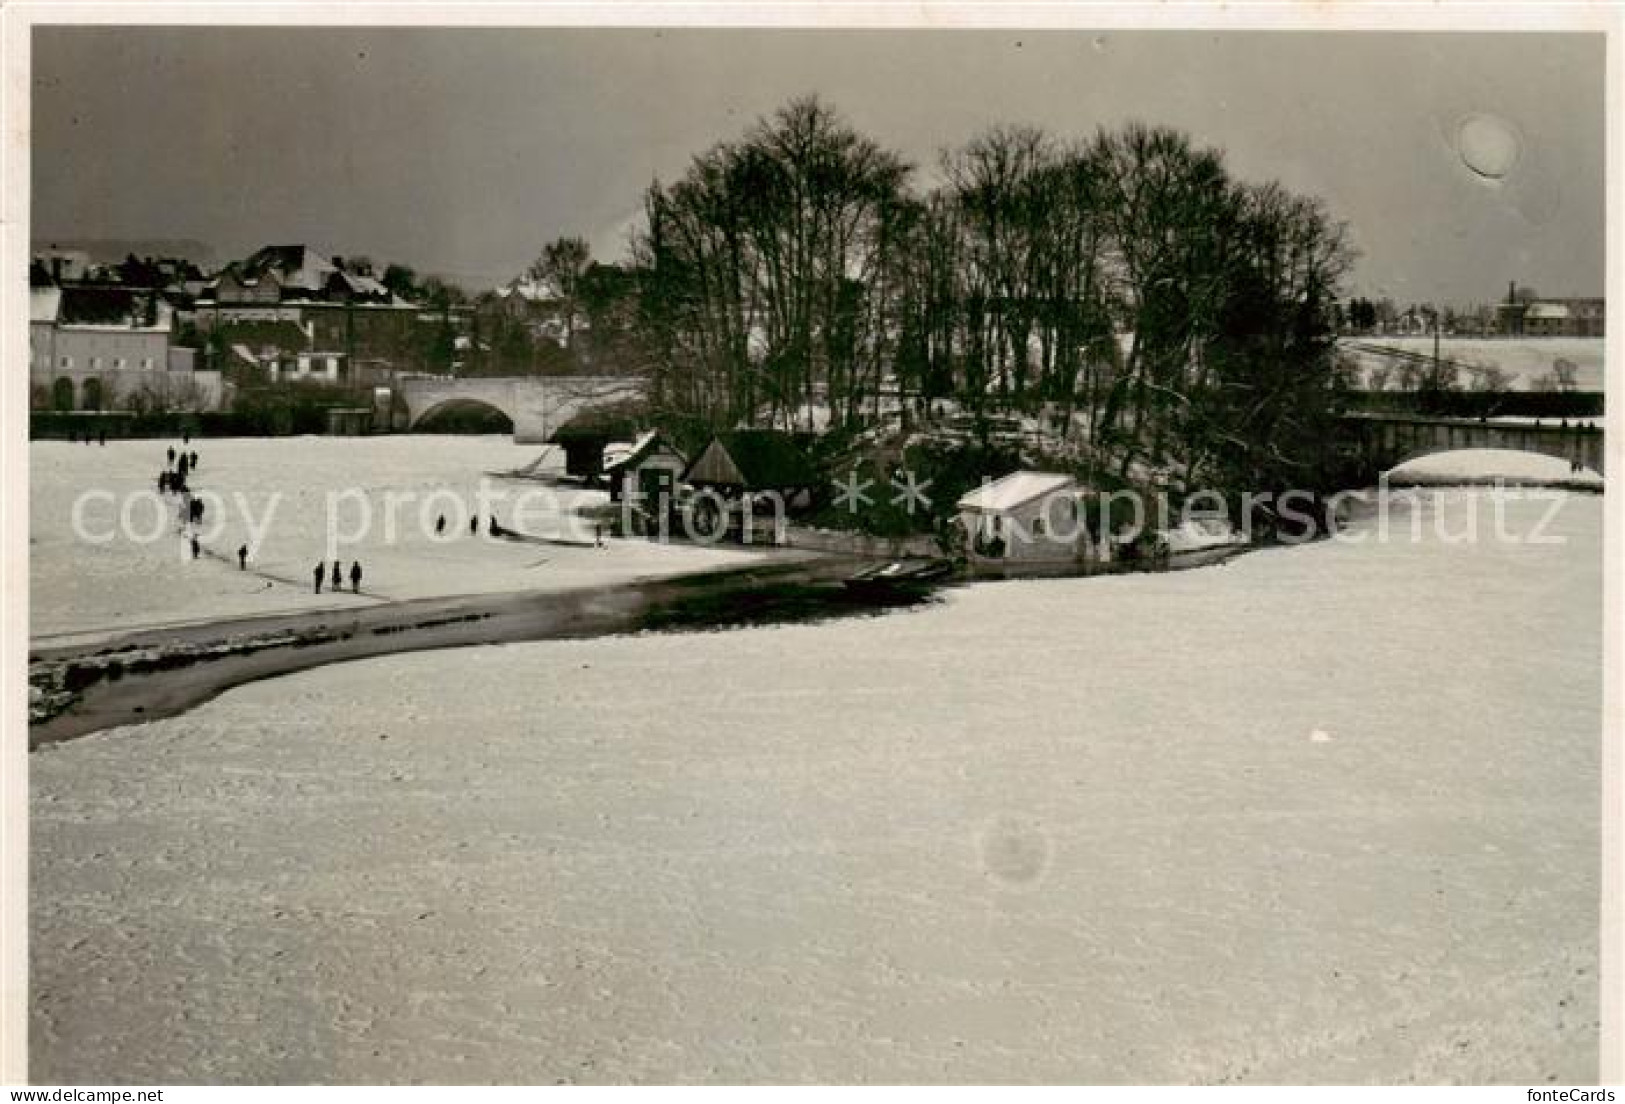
left=29, top=552, right=861, bottom=748
left=28, top=527, right=1277, bottom=744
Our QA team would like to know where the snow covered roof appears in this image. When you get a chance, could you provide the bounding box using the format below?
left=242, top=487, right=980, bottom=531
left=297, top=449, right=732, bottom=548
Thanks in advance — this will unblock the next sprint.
left=496, top=275, right=560, bottom=303
left=605, top=430, right=685, bottom=474
left=203, top=245, right=409, bottom=307
left=956, top=471, right=1078, bottom=514
left=1526, top=302, right=1571, bottom=320
left=40, top=286, right=172, bottom=332
left=30, top=287, right=61, bottom=323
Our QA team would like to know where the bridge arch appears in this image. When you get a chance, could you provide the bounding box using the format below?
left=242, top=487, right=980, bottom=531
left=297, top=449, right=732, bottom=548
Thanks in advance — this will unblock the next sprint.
left=408, top=396, right=515, bottom=433
left=394, top=375, right=646, bottom=444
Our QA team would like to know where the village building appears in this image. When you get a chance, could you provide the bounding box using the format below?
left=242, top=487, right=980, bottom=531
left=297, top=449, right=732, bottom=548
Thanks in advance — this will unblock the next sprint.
left=29, top=282, right=220, bottom=412
left=1492, top=281, right=1605, bottom=337
left=955, top=470, right=1097, bottom=572
left=488, top=275, right=572, bottom=346
left=193, top=245, right=430, bottom=377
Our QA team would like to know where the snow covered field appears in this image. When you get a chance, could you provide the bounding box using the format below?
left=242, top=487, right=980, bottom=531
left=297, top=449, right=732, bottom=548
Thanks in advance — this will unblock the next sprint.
left=30, top=489, right=1601, bottom=1083
left=1340, top=336, right=1604, bottom=391
left=29, top=436, right=763, bottom=641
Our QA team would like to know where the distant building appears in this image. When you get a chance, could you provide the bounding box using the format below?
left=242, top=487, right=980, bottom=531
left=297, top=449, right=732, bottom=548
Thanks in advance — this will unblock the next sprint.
left=1524, top=298, right=1605, bottom=337
left=30, top=283, right=220, bottom=412
left=194, top=245, right=427, bottom=378
left=487, top=275, right=571, bottom=346
left=33, top=247, right=91, bottom=283
left=1493, top=282, right=1604, bottom=337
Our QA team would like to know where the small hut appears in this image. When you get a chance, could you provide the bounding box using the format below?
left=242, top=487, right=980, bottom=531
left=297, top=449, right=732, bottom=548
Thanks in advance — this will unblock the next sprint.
left=606, top=430, right=688, bottom=504
left=680, top=430, right=819, bottom=543
left=682, top=430, right=818, bottom=501
left=955, top=470, right=1096, bottom=572
left=547, top=402, right=644, bottom=482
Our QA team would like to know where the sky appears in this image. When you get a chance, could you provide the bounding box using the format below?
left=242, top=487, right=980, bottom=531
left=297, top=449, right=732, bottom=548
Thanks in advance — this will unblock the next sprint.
left=30, top=26, right=1606, bottom=305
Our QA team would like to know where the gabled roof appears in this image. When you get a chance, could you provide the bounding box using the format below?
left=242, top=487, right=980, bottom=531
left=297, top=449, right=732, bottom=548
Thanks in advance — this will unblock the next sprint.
left=605, top=430, right=686, bottom=474
left=496, top=275, right=560, bottom=303
left=205, top=245, right=407, bottom=306
left=956, top=471, right=1078, bottom=514
left=683, top=430, right=817, bottom=490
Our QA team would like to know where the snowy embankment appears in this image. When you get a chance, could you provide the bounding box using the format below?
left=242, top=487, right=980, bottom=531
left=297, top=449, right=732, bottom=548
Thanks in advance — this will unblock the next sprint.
left=30, top=436, right=764, bottom=642
left=1389, top=448, right=1602, bottom=488
left=30, top=490, right=1601, bottom=1083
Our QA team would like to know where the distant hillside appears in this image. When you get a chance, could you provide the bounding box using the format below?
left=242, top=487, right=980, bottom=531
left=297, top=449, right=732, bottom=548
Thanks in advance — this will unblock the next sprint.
left=31, top=238, right=216, bottom=267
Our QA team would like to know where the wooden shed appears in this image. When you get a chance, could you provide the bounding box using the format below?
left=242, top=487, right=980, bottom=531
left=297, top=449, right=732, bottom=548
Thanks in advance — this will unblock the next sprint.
left=605, top=430, right=688, bottom=503
left=955, top=470, right=1097, bottom=572
left=680, top=430, right=819, bottom=544
left=681, top=430, right=818, bottom=501
left=547, top=402, right=644, bottom=481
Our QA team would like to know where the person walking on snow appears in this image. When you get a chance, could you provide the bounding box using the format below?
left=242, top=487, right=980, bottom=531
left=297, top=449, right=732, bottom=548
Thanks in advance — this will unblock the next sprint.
left=238, top=544, right=248, bottom=570
left=190, top=535, right=200, bottom=560
left=349, top=561, right=363, bottom=593
left=314, top=562, right=325, bottom=594
left=167, top=446, right=175, bottom=466
left=332, top=559, right=342, bottom=589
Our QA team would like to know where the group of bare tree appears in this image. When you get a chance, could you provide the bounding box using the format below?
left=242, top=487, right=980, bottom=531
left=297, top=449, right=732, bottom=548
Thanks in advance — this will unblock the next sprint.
left=618, top=96, right=1355, bottom=493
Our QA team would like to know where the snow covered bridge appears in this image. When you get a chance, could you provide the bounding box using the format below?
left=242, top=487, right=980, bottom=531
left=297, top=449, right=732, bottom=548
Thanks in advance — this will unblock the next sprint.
left=1338, top=412, right=1605, bottom=479
left=396, top=375, right=645, bottom=443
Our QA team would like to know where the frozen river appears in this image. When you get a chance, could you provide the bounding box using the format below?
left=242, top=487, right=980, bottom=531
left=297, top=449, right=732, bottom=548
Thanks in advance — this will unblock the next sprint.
left=29, top=480, right=1603, bottom=1083
left=29, top=436, right=762, bottom=642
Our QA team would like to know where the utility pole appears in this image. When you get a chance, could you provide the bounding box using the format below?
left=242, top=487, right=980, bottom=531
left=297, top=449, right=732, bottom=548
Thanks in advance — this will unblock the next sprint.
left=1433, top=307, right=1441, bottom=381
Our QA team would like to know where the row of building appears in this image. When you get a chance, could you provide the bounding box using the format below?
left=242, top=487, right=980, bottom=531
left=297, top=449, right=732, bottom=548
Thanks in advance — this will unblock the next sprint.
left=30, top=243, right=480, bottom=414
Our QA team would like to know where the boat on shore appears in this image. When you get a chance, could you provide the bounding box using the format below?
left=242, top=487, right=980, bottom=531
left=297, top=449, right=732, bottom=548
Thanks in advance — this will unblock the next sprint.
left=842, top=557, right=956, bottom=598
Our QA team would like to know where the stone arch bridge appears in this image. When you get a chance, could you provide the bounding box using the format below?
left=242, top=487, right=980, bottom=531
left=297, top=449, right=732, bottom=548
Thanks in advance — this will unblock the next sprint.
left=395, top=375, right=645, bottom=443
left=1337, top=412, right=1605, bottom=480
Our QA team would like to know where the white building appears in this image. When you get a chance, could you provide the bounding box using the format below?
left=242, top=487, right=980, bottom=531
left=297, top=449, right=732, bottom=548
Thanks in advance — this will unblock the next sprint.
left=955, top=470, right=1097, bottom=571
left=30, top=284, right=220, bottom=412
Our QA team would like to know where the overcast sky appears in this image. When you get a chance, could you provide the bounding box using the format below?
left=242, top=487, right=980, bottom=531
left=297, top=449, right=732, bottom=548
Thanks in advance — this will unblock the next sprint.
left=31, top=27, right=1605, bottom=304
